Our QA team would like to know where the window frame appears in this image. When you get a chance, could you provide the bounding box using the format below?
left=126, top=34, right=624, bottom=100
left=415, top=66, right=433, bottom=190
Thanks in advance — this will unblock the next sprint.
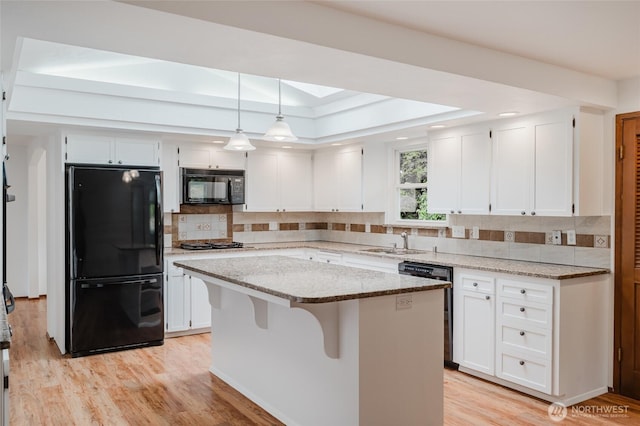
left=387, top=141, right=448, bottom=227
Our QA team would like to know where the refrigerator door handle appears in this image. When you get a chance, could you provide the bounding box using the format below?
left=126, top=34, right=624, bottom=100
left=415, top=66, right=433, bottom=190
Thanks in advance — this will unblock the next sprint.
left=155, top=174, right=163, bottom=267
left=80, top=277, right=159, bottom=289
left=67, top=166, right=78, bottom=278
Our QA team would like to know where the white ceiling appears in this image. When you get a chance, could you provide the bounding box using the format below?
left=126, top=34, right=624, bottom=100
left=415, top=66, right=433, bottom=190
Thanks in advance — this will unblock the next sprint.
left=1, top=0, right=638, bottom=145
left=319, top=0, right=640, bottom=81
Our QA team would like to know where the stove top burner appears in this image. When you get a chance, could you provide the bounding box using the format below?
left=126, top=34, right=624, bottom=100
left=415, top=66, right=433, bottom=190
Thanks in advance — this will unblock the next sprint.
left=180, top=242, right=244, bottom=250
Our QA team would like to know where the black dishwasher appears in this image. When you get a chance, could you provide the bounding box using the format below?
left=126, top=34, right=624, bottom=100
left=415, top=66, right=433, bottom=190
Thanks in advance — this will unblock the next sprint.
left=398, top=261, right=457, bottom=369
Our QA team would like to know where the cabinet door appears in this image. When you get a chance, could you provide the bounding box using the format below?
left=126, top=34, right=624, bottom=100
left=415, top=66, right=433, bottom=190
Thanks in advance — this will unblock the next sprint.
left=211, top=148, right=246, bottom=170
left=427, top=135, right=460, bottom=214
left=246, top=151, right=279, bottom=211
left=337, top=147, right=363, bottom=211
left=460, top=131, right=491, bottom=214
left=491, top=126, right=533, bottom=215
left=460, top=291, right=495, bottom=375
left=165, top=266, right=190, bottom=333
left=161, top=142, right=180, bottom=213
left=189, top=276, right=212, bottom=330
left=313, top=150, right=338, bottom=211
left=115, top=138, right=159, bottom=167
left=279, top=152, right=313, bottom=211
left=179, top=144, right=213, bottom=169
left=66, top=135, right=114, bottom=165
left=533, top=118, right=573, bottom=216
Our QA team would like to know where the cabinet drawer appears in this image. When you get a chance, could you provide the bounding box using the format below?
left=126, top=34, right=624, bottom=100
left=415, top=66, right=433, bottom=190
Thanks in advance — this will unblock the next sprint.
left=498, top=279, right=553, bottom=305
left=497, top=351, right=551, bottom=394
left=498, top=299, right=552, bottom=329
left=460, top=275, right=495, bottom=294
left=498, top=324, right=551, bottom=359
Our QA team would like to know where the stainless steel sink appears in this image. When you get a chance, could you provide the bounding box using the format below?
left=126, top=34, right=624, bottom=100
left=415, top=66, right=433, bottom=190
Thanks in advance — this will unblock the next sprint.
left=360, top=248, right=426, bottom=255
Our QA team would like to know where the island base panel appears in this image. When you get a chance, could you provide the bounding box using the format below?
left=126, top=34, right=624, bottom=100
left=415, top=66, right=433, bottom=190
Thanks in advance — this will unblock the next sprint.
left=206, top=285, right=444, bottom=426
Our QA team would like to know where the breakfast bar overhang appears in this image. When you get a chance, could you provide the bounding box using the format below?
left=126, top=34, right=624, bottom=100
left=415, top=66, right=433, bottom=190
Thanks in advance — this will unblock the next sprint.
left=175, top=256, right=450, bottom=426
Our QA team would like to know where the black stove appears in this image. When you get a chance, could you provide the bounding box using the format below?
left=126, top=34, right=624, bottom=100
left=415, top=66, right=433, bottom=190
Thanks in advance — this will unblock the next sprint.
left=180, top=242, right=244, bottom=250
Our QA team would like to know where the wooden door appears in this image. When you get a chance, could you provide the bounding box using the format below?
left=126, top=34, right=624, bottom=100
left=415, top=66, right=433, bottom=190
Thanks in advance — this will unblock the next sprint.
left=616, top=111, right=640, bottom=398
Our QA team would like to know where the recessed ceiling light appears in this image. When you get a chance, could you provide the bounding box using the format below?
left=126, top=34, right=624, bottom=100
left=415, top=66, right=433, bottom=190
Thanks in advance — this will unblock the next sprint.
left=429, top=125, right=446, bottom=129
left=498, top=111, right=519, bottom=117
left=396, top=136, right=409, bottom=140
left=331, top=143, right=342, bottom=146
left=282, top=145, right=292, bottom=149
left=211, top=140, right=225, bottom=144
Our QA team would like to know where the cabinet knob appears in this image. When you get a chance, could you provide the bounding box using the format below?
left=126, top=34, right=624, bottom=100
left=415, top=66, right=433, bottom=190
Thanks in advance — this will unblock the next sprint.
left=473, top=282, right=478, bottom=287
left=521, top=211, right=526, bottom=215
left=520, top=289, right=526, bottom=294
left=485, top=295, right=490, bottom=300
left=531, top=211, right=536, bottom=216
left=108, top=160, right=113, bottom=164
left=519, top=360, right=525, bottom=366
left=520, top=307, right=526, bottom=312
left=519, top=331, right=525, bottom=336
left=326, top=259, right=330, bottom=263
left=276, top=209, right=280, bottom=212
left=450, top=210, right=454, bottom=214
left=283, top=209, right=286, bottom=212
left=336, top=209, right=339, bottom=212
left=458, top=210, right=462, bottom=214
left=118, top=160, right=122, bottom=164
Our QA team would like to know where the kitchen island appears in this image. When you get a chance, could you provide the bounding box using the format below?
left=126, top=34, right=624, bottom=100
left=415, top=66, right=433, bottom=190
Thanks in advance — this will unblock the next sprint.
left=174, top=255, right=450, bottom=426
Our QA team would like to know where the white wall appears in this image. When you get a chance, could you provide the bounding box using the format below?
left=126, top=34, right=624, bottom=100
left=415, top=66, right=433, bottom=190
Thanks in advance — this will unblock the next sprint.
left=617, top=76, right=640, bottom=113
left=5, top=143, right=28, bottom=297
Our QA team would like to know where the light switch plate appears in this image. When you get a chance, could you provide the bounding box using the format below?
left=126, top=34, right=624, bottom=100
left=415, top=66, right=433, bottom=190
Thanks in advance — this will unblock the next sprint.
left=452, top=226, right=465, bottom=238
left=566, top=230, right=576, bottom=246
left=269, top=221, right=278, bottom=231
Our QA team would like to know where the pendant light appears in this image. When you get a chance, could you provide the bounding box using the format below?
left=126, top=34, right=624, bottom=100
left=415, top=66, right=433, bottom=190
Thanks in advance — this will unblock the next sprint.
left=263, top=79, right=298, bottom=142
left=224, top=73, right=256, bottom=151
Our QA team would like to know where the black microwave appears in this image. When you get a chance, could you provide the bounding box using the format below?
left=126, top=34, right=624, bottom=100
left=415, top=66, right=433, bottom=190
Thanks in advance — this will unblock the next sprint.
left=181, top=168, right=245, bottom=205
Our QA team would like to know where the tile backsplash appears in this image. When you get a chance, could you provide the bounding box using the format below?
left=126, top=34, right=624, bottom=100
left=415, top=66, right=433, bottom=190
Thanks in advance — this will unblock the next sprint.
left=164, top=209, right=612, bottom=269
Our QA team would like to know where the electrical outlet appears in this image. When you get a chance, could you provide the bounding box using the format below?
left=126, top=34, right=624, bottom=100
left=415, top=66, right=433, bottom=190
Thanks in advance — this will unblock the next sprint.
left=471, top=226, right=480, bottom=239
left=396, top=294, right=413, bottom=311
left=552, top=230, right=562, bottom=245
left=452, top=226, right=465, bottom=238
left=566, top=230, right=576, bottom=246
left=269, top=221, right=278, bottom=231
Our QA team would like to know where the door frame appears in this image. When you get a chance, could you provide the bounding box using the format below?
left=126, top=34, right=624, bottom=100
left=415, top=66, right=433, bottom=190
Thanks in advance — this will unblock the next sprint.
left=613, top=111, right=640, bottom=393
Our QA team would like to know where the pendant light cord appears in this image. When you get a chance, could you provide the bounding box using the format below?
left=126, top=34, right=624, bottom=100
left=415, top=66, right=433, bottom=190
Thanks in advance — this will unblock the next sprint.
left=278, top=78, right=282, bottom=116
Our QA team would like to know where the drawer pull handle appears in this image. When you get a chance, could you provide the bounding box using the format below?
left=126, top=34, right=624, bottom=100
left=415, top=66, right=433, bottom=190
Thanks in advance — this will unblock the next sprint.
left=519, top=331, right=525, bottom=336
left=519, top=360, right=525, bottom=366
left=520, top=289, right=526, bottom=294
left=519, top=307, right=526, bottom=312
left=485, top=295, right=490, bottom=300
left=473, top=282, right=478, bottom=287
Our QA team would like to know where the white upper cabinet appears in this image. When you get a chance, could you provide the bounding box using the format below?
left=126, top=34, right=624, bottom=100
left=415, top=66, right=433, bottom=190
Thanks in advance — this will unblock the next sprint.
left=491, top=109, right=574, bottom=216
left=313, top=145, right=363, bottom=212
left=65, top=134, right=160, bottom=167
left=490, top=124, right=534, bottom=215
left=161, top=141, right=180, bottom=213
left=245, top=149, right=313, bottom=212
left=428, top=127, right=491, bottom=215
left=178, top=143, right=245, bottom=170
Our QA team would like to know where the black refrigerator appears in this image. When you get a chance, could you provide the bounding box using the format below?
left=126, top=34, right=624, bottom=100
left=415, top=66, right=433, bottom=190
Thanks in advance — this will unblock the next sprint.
left=65, top=165, right=164, bottom=357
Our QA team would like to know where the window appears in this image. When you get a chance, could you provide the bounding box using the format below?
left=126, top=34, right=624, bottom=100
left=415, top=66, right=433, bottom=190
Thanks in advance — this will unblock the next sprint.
left=395, top=148, right=446, bottom=222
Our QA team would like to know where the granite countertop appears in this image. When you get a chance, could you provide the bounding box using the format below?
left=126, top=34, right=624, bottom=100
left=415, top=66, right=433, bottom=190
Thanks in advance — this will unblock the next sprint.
left=166, top=241, right=610, bottom=280
left=0, top=306, right=10, bottom=349
left=174, top=255, right=450, bottom=303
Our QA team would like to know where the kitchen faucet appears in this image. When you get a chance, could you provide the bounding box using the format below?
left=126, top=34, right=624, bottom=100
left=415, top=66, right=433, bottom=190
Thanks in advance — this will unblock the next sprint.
left=400, top=232, right=408, bottom=249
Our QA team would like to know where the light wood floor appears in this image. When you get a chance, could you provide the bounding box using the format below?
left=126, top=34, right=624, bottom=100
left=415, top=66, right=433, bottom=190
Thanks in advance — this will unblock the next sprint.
left=9, top=298, right=640, bottom=425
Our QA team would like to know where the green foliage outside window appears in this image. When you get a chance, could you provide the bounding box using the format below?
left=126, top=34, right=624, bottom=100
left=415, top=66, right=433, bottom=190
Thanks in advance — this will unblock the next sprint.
left=399, top=150, right=446, bottom=221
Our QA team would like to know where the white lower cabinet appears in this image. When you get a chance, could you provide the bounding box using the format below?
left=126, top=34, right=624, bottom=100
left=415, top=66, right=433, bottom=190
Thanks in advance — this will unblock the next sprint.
left=454, top=268, right=610, bottom=405
left=458, top=274, right=495, bottom=375
left=165, top=260, right=211, bottom=335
